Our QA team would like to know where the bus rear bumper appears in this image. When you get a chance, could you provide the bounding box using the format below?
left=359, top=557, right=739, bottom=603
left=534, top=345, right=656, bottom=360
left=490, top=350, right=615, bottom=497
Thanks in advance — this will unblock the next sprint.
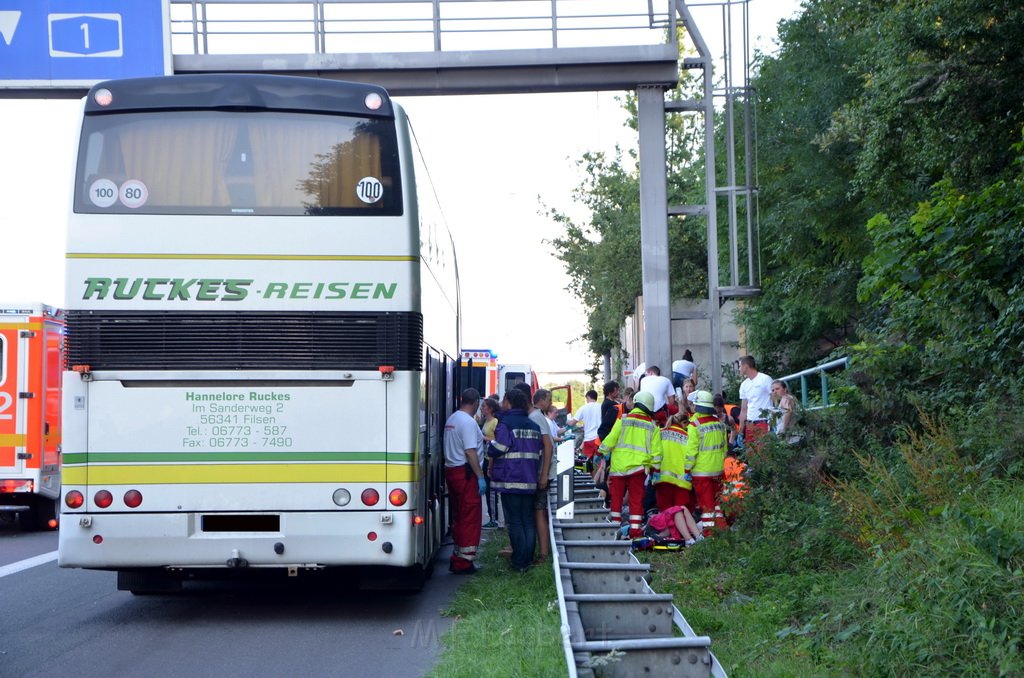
left=57, top=511, right=421, bottom=570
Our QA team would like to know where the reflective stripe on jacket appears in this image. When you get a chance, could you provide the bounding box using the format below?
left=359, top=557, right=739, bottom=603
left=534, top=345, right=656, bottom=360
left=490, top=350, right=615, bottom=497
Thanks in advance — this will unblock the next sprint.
left=488, top=409, right=541, bottom=494
left=686, top=414, right=727, bottom=477
left=598, top=409, right=659, bottom=477
left=654, top=423, right=692, bottom=490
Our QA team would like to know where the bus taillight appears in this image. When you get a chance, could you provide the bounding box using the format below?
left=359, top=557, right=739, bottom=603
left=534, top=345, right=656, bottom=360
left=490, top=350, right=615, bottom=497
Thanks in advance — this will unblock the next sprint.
left=388, top=489, right=408, bottom=507
left=94, top=490, right=113, bottom=508
left=361, top=489, right=380, bottom=506
left=65, top=490, right=84, bottom=509
left=124, top=490, right=143, bottom=508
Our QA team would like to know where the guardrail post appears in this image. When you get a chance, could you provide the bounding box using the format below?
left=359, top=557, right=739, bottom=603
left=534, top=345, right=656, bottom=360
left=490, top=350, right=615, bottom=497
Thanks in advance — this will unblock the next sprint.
left=821, top=371, right=830, bottom=407
left=800, top=374, right=808, bottom=408
left=550, top=0, right=557, bottom=48
left=432, top=0, right=442, bottom=52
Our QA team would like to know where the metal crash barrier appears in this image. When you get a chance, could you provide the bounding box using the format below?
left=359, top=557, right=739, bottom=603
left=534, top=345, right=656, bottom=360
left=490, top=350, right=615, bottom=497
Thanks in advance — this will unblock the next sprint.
left=548, top=441, right=727, bottom=677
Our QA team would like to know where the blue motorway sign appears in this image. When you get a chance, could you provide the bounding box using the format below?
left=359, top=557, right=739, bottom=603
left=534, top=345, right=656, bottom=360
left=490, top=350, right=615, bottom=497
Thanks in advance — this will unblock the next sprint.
left=0, top=0, right=169, bottom=88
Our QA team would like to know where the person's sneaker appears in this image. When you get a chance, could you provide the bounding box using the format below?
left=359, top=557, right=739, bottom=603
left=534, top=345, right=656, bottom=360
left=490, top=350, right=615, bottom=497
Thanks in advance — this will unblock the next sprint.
left=684, top=538, right=696, bottom=547
left=482, top=520, right=499, bottom=530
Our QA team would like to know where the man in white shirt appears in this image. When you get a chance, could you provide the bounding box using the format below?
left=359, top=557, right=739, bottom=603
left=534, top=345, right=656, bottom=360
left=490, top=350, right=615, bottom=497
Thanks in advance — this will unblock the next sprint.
left=444, top=388, right=485, bottom=574
left=569, top=390, right=602, bottom=463
left=738, top=355, right=773, bottom=456
left=639, top=365, right=677, bottom=426
left=632, top=362, right=646, bottom=391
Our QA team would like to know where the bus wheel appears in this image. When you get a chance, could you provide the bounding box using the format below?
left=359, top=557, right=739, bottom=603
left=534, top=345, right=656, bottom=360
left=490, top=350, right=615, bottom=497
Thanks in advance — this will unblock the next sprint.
left=397, top=565, right=428, bottom=593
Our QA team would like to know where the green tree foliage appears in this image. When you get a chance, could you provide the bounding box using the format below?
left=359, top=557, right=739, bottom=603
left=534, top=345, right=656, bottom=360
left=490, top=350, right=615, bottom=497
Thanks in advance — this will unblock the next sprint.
left=826, top=0, right=1024, bottom=203
left=548, top=149, right=643, bottom=358
left=856, top=144, right=1024, bottom=399
left=552, top=0, right=1024, bottom=393
left=740, top=1, right=880, bottom=369
left=745, top=0, right=1024, bottom=375
left=578, top=5, right=1024, bottom=674
left=548, top=89, right=708, bottom=359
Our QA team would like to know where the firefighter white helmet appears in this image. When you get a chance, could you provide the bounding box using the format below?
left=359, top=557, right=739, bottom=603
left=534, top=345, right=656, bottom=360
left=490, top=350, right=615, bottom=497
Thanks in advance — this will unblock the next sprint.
left=633, top=391, right=655, bottom=411
left=693, top=390, right=715, bottom=409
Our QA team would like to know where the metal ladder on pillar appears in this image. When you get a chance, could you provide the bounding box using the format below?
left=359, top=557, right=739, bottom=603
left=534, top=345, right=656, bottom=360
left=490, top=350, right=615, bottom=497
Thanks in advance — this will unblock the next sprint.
left=636, top=0, right=761, bottom=393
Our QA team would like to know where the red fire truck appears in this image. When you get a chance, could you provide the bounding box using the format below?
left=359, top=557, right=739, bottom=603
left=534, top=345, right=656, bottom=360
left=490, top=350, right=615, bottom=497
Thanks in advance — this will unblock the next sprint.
left=0, top=303, right=63, bottom=530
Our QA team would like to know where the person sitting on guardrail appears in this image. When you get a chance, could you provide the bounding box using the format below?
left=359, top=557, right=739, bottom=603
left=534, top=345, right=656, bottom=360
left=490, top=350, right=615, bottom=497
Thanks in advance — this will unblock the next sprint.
left=597, top=391, right=660, bottom=539
left=568, top=389, right=602, bottom=471
left=770, top=380, right=797, bottom=435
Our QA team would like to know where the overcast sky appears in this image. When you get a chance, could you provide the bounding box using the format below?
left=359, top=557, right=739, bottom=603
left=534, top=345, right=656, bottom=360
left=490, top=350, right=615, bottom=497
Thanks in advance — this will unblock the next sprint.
left=0, top=0, right=802, bottom=376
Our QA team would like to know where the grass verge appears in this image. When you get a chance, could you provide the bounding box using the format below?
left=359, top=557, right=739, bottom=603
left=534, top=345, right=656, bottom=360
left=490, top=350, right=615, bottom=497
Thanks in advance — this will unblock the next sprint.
left=637, top=480, right=1024, bottom=677
left=428, top=532, right=566, bottom=678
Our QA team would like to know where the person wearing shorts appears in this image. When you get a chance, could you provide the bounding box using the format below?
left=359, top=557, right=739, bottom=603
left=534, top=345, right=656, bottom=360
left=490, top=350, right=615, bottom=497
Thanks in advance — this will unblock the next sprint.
left=569, top=390, right=602, bottom=465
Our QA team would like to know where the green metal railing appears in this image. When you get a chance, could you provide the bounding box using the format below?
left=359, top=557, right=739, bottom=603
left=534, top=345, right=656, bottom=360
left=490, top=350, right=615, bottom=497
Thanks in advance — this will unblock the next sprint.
left=779, top=357, right=849, bottom=410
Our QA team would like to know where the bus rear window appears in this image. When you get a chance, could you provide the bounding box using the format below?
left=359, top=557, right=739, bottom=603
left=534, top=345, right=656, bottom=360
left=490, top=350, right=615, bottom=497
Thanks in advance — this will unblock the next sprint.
left=74, top=110, right=402, bottom=216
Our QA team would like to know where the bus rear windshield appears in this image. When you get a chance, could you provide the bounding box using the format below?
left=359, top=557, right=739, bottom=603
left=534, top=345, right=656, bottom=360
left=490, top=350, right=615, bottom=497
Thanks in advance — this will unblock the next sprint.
left=74, top=110, right=402, bottom=216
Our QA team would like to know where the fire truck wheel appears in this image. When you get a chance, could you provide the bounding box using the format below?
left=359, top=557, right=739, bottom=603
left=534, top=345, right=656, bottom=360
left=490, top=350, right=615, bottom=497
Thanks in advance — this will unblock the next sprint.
left=17, top=505, right=38, bottom=532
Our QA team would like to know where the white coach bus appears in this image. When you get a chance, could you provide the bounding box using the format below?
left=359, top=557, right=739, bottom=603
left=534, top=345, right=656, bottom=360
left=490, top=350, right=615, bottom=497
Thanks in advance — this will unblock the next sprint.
left=58, top=74, right=459, bottom=592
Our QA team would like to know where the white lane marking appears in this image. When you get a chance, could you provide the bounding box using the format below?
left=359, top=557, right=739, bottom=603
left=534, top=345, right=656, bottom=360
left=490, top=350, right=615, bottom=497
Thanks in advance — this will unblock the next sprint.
left=0, top=550, right=58, bottom=578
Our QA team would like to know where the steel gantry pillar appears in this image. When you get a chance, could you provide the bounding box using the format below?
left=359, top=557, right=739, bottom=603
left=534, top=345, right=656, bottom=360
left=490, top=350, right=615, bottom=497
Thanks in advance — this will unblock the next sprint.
left=634, top=83, right=675, bottom=376
left=638, top=85, right=672, bottom=374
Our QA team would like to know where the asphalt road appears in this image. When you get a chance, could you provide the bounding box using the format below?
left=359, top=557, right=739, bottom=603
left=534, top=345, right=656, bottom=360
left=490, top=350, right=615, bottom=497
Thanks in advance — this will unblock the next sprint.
left=0, top=521, right=466, bottom=678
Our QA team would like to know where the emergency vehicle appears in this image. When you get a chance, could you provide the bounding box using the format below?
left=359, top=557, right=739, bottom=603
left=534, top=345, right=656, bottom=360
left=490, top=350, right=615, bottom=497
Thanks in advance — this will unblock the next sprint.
left=458, top=350, right=541, bottom=401
left=459, top=349, right=499, bottom=397
left=498, top=362, right=540, bottom=399
left=0, top=303, right=63, bottom=530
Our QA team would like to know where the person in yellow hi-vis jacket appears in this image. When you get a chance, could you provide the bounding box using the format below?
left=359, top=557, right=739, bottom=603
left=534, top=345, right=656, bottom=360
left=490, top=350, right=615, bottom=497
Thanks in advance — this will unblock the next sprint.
left=686, top=391, right=729, bottom=536
left=651, top=410, right=694, bottom=512
left=597, top=391, right=660, bottom=539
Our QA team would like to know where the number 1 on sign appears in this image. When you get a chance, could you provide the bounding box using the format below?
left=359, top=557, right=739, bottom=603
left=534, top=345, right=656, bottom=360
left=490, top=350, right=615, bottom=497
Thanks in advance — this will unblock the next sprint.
left=80, top=22, right=90, bottom=49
